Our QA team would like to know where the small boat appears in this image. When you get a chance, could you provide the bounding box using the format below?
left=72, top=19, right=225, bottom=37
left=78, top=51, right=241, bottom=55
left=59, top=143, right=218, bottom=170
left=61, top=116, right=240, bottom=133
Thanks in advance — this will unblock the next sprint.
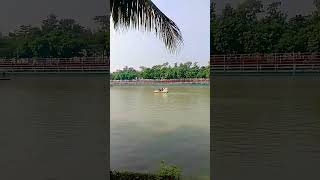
left=154, top=87, right=168, bottom=93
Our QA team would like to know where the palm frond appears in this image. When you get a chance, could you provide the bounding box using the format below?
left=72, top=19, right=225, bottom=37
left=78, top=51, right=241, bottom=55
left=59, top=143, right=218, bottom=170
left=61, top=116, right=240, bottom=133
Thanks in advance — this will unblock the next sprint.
left=111, top=0, right=183, bottom=52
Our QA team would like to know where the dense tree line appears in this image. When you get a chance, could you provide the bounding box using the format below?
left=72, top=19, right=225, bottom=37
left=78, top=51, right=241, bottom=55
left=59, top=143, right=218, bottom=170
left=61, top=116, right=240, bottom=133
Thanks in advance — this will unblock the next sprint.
left=211, top=0, right=320, bottom=54
left=111, top=62, right=209, bottom=80
left=0, top=14, right=109, bottom=58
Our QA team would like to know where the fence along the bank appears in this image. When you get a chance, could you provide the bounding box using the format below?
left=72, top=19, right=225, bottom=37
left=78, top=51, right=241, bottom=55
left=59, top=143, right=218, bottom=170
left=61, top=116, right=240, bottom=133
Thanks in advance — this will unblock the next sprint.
left=0, top=57, right=109, bottom=73
left=211, top=53, right=320, bottom=74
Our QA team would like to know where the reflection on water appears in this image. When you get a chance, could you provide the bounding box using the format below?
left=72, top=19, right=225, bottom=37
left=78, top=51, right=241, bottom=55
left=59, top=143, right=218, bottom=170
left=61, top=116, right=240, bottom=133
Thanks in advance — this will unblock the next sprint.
left=111, top=86, right=210, bottom=178
left=0, top=76, right=108, bottom=180
left=212, top=76, right=320, bottom=180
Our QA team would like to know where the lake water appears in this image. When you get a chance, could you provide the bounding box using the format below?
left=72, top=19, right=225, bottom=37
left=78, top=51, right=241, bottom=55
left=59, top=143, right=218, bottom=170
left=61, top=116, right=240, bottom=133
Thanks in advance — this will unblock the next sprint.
left=212, top=76, right=320, bottom=180
left=111, top=85, right=210, bottom=179
left=0, top=76, right=108, bottom=180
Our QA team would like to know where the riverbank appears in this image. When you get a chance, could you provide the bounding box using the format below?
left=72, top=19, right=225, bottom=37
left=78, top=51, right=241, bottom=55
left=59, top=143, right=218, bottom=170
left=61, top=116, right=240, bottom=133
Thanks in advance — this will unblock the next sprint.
left=110, top=171, right=209, bottom=180
left=110, top=79, right=209, bottom=86
left=110, top=171, right=175, bottom=180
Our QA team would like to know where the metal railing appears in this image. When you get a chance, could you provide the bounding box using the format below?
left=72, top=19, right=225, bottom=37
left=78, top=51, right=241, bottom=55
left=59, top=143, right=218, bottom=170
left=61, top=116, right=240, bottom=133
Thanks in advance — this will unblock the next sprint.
left=210, top=53, right=320, bottom=74
left=0, top=57, right=109, bottom=73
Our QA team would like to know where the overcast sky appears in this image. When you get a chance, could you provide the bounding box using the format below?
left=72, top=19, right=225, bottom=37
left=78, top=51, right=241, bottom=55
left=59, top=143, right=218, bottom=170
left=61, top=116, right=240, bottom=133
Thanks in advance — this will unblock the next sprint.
left=110, top=0, right=210, bottom=72
left=0, top=0, right=109, bottom=34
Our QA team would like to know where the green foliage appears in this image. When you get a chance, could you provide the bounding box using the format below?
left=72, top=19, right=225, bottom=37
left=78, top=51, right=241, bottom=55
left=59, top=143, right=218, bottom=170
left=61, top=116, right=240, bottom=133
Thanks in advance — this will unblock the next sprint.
left=0, top=14, right=109, bottom=58
left=110, top=171, right=178, bottom=180
left=210, top=1, right=217, bottom=55
left=212, top=0, right=320, bottom=54
left=111, top=62, right=209, bottom=80
left=110, top=171, right=160, bottom=180
left=112, top=66, right=139, bottom=80
left=157, top=161, right=181, bottom=179
left=110, top=161, right=181, bottom=180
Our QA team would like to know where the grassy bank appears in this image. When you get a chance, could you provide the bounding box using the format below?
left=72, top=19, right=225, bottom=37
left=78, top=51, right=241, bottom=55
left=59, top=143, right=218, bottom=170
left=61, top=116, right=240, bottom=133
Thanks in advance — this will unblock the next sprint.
left=110, top=171, right=177, bottom=180
left=110, top=171, right=210, bottom=180
left=111, top=161, right=181, bottom=180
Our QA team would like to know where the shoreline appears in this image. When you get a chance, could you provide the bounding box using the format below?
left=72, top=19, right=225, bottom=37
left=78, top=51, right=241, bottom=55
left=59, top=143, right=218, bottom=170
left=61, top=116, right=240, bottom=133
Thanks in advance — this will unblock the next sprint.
left=110, top=79, right=209, bottom=86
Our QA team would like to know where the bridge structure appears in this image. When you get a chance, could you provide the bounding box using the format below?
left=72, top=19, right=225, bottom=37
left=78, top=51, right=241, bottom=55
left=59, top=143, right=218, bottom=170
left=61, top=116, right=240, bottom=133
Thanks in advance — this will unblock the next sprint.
left=211, top=53, right=320, bottom=75
left=0, top=57, right=109, bottom=74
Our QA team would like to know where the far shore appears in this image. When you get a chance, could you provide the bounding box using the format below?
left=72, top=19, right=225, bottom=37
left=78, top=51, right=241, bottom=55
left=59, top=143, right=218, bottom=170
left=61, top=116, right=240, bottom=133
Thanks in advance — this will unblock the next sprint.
left=110, top=78, right=209, bottom=86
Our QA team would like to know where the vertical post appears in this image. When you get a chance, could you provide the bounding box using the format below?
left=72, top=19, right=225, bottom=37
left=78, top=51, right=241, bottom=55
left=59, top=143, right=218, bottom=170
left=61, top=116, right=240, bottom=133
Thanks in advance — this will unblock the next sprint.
left=274, top=53, right=276, bottom=72
left=293, top=52, right=296, bottom=75
left=33, top=58, right=35, bottom=72
left=11, top=59, right=13, bottom=72
left=256, top=54, right=259, bottom=72
left=241, top=55, right=243, bottom=72
left=82, top=57, right=84, bottom=72
left=223, top=55, right=226, bottom=72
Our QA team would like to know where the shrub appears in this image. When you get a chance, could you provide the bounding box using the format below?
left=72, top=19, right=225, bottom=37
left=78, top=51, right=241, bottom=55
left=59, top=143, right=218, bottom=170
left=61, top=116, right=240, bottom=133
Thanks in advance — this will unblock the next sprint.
left=157, top=161, right=182, bottom=180
left=110, top=161, right=181, bottom=180
left=110, top=171, right=159, bottom=180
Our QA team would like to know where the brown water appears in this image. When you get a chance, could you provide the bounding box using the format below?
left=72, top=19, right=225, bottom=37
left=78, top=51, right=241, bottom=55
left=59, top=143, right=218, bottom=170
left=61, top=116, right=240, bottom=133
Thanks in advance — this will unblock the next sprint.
left=0, top=76, right=108, bottom=180
left=212, top=76, right=320, bottom=180
left=111, top=85, right=210, bottom=179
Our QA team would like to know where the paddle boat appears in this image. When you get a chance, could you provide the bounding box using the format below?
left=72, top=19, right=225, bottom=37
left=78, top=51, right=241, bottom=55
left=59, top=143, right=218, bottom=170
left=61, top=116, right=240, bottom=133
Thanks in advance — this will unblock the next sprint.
left=154, top=87, right=168, bottom=93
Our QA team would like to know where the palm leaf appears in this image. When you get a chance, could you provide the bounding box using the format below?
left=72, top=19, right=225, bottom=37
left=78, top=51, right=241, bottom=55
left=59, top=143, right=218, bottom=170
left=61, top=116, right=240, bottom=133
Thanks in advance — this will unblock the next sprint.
left=111, top=0, right=183, bottom=52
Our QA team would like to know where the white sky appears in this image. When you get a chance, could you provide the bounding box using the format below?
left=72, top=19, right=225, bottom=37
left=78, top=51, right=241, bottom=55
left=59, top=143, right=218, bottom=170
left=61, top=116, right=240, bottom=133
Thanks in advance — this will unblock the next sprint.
left=110, top=0, right=210, bottom=72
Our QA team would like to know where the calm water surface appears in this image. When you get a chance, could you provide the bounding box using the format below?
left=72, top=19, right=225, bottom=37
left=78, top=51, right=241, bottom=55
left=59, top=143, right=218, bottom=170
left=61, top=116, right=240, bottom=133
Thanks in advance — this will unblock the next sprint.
left=212, top=76, right=320, bottom=180
left=0, top=76, right=108, bottom=180
left=111, top=85, right=210, bottom=179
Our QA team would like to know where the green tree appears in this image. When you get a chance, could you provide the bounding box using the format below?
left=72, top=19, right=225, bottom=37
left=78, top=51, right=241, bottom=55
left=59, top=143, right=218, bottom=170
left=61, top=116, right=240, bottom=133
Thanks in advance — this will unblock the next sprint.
left=0, top=14, right=108, bottom=58
left=111, top=62, right=209, bottom=80
left=42, top=14, right=59, bottom=33
left=210, top=1, right=218, bottom=54
left=212, top=0, right=320, bottom=54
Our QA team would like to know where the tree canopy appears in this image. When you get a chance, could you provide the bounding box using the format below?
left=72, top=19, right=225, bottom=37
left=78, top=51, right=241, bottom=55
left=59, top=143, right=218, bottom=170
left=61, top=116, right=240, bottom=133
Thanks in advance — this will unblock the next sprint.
left=0, top=14, right=109, bottom=58
left=111, top=62, right=209, bottom=80
left=211, top=0, right=320, bottom=54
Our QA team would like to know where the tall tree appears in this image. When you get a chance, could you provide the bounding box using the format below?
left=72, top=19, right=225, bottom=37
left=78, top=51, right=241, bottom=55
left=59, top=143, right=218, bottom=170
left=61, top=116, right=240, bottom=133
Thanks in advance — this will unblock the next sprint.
left=94, top=15, right=110, bottom=31
left=42, top=14, right=59, bottom=33
left=212, top=0, right=320, bottom=54
left=0, top=15, right=108, bottom=58
left=314, top=0, right=320, bottom=11
left=210, top=1, right=217, bottom=55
